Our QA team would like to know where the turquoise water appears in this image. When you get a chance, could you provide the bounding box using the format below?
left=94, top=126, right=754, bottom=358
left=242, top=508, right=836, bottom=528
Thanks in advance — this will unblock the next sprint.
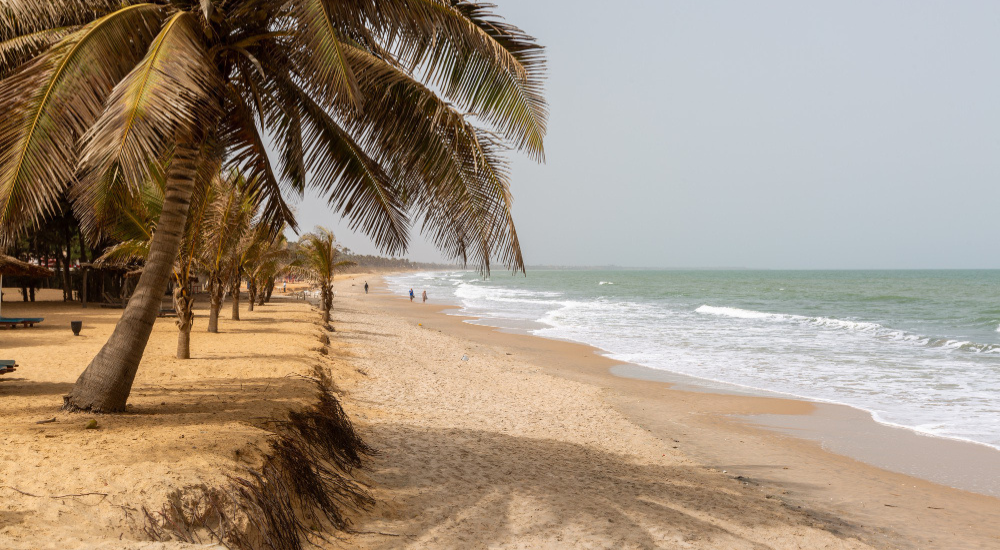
left=387, top=270, right=1000, bottom=449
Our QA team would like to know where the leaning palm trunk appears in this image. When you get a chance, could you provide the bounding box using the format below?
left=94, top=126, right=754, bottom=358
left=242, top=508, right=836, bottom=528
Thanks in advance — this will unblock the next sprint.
left=64, top=145, right=200, bottom=412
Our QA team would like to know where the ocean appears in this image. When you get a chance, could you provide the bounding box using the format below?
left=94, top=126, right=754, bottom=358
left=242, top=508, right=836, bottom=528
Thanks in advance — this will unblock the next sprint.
left=385, top=269, right=1000, bottom=451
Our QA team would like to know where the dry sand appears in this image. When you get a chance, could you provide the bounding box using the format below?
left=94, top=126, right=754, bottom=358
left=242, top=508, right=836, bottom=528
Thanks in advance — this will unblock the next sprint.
left=336, top=278, right=1000, bottom=550
left=1, top=287, right=329, bottom=549
left=2, top=277, right=999, bottom=549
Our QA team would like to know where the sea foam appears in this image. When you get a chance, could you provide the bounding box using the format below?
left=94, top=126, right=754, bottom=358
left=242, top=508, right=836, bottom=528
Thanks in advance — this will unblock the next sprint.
left=696, top=305, right=1000, bottom=354
left=386, top=270, right=1000, bottom=451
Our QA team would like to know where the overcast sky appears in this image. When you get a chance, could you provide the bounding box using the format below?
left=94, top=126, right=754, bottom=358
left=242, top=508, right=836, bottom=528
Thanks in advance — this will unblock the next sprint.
left=289, top=1, right=1000, bottom=269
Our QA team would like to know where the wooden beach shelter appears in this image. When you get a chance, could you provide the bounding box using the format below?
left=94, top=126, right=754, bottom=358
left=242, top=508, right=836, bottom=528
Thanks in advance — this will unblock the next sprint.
left=0, top=254, right=54, bottom=318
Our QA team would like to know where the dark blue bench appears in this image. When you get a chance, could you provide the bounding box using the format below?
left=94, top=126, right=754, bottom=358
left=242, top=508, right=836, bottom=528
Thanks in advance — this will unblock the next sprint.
left=0, top=317, right=44, bottom=328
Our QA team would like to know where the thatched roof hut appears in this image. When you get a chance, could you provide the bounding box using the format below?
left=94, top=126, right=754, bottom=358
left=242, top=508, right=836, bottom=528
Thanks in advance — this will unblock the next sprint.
left=0, top=255, right=53, bottom=278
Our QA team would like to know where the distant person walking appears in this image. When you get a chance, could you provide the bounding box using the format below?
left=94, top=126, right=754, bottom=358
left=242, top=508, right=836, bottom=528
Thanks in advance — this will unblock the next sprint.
left=409, top=288, right=415, bottom=302
left=282, top=281, right=286, bottom=293
left=422, top=290, right=427, bottom=303
left=364, top=281, right=369, bottom=294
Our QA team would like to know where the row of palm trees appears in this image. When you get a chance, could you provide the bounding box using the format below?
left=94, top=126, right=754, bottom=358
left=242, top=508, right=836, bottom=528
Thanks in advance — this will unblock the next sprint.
left=0, top=0, right=547, bottom=413
left=94, top=163, right=354, bottom=359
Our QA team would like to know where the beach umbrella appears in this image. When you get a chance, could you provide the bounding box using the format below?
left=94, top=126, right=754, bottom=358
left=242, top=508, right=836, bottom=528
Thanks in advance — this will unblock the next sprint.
left=0, top=254, right=54, bottom=318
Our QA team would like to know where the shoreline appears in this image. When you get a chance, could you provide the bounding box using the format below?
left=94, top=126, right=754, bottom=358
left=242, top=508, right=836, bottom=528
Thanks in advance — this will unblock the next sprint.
left=387, top=272, right=1000, bottom=498
left=349, top=274, right=1000, bottom=549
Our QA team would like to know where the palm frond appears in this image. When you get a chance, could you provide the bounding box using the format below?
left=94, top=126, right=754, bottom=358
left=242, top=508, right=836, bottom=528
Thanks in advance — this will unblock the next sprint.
left=321, top=0, right=547, bottom=158
left=95, top=238, right=150, bottom=267
left=329, top=43, right=523, bottom=272
left=292, top=83, right=410, bottom=256
left=221, top=82, right=296, bottom=232
left=77, top=11, right=221, bottom=208
left=200, top=170, right=259, bottom=275
left=0, top=3, right=166, bottom=246
left=0, top=26, right=77, bottom=80
left=294, top=227, right=345, bottom=283
left=289, top=0, right=362, bottom=109
left=0, top=0, right=128, bottom=40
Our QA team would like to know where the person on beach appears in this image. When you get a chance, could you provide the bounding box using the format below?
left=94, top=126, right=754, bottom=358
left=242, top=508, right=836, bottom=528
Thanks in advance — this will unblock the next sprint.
left=422, top=290, right=427, bottom=303
left=282, top=281, right=286, bottom=293
left=364, top=281, right=369, bottom=294
left=409, top=288, right=415, bottom=302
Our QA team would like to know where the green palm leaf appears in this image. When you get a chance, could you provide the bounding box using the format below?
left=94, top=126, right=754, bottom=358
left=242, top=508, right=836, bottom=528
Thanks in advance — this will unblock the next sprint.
left=324, top=0, right=547, bottom=158
left=290, top=0, right=362, bottom=108
left=329, top=42, right=523, bottom=272
left=293, top=85, right=410, bottom=256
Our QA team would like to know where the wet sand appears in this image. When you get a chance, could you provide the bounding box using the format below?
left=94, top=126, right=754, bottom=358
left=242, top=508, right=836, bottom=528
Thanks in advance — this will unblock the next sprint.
left=611, top=363, right=1000, bottom=498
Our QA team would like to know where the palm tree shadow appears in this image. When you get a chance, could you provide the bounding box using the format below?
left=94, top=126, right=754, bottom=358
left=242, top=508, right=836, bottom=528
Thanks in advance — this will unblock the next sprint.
left=0, top=380, right=73, bottom=397
left=352, top=424, right=873, bottom=549
left=123, top=376, right=315, bottom=423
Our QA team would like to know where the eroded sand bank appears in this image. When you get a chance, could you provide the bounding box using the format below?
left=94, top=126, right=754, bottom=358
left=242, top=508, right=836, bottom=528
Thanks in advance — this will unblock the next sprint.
left=0, top=288, right=328, bottom=549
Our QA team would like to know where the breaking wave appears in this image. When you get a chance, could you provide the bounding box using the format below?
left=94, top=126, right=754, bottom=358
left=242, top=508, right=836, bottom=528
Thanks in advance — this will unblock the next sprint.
left=696, top=305, right=1000, bottom=354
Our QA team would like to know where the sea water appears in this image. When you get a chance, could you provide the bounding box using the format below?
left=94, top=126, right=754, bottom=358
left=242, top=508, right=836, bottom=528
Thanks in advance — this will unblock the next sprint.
left=386, top=270, right=1000, bottom=450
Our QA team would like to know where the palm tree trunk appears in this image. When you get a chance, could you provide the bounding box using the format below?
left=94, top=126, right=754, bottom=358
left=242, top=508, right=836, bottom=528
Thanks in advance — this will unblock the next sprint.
left=63, top=144, right=200, bottom=412
left=247, top=279, right=256, bottom=312
left=208, top=279, right=222, bottom=333
left=62, top=219, right=73, bottom=301
left=230, top=276, right=241, bottom=320
left=173, top=282, right=194, bottom=359
left=263, top=277, right=274, bottom=303
left=321, top=285, right=332, bottom=324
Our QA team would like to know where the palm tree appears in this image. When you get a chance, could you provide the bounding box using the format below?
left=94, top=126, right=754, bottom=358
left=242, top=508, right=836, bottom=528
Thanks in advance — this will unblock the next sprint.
left=0, top=1, right=547, bottom=412
left=199, top=170, right=257, bottom=333
left=92, top=158, right=217, bottom=359
left=295, top=228, right=355, bottom=325
left=241, top=229, right=291, bottom=313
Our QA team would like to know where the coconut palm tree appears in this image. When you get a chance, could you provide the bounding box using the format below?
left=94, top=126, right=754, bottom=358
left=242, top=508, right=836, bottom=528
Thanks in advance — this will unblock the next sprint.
left=241, top=228, right=291, bottom=313
left=294, top=228, right=355, bottom=325
left=92, top=158, right=219, bottom=359
left=0, top=1, right=547, bottom=412
left=199, top=169, right=257, bottom=333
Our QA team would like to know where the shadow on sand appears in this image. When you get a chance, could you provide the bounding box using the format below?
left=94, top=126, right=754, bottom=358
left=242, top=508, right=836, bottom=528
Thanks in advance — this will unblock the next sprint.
left=350, top=423, right=874, bottom=549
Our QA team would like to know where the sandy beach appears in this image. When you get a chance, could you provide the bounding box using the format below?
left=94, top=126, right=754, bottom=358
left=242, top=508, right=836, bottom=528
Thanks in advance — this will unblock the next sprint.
left=0, top=287, right=329, bottom=549
left=3, top=276, right=1000, bottom=549
left=338, top=277, right=1000, bottom=550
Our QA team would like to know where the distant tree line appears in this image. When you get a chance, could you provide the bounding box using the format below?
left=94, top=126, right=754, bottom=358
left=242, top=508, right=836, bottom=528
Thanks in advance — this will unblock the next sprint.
left=338, top=252, right=456, bottom=273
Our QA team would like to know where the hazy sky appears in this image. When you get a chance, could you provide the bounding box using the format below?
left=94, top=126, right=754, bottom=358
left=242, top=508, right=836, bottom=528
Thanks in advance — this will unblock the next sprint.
left=289, top=1, right=1000, bottom=269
